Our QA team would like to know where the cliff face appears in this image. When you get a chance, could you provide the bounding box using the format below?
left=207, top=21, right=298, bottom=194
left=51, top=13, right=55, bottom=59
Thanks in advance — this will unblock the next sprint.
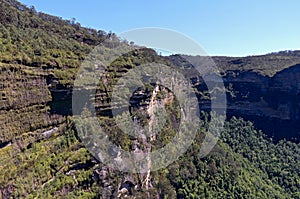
left=2, top=55, right=298, bottom=148
left=223, top=64, right=300, bottom=141
left=169, top=54, right=300, bottom=141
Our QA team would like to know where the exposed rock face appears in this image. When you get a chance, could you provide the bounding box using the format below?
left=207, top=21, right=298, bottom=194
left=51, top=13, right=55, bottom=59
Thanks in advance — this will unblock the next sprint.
left=169, top=56, right=300, bottom=141
left=222, top=64, right=300, bottom=141
left=2, top=50, right=298, bottom=150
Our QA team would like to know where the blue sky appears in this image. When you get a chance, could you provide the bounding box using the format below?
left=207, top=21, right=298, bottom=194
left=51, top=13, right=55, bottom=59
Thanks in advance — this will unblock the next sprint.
left=19, top=0, right=300, bottom=56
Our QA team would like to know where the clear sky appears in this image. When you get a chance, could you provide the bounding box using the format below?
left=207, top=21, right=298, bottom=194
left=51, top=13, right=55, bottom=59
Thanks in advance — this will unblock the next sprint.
left=19, top=0, right=300, bottom=57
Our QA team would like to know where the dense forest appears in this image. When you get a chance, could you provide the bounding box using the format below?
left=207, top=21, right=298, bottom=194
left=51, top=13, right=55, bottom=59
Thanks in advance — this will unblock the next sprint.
left=0, top=0, right=299, bottom=198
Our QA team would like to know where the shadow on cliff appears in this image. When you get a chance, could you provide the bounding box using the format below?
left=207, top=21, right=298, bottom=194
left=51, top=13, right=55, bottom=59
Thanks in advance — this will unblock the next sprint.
left=223, top=64, right=300, bottom=142
left=46, top=75, right=73, bottom=116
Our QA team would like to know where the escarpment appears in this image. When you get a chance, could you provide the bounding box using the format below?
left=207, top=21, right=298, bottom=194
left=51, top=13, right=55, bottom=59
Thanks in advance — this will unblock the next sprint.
left=2, top=49, right=298, bottom=149
left=222, top=64, right=300, bottom=141
left=168, top=53, right=300, bottom=141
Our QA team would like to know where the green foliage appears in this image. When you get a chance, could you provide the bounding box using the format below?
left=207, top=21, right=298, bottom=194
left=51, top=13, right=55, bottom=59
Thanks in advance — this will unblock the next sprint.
left=164, top=116, right=297, bottom=198
left=222, top=117, right=300, bottom=198
left=0, top=0, right=110, bottom=86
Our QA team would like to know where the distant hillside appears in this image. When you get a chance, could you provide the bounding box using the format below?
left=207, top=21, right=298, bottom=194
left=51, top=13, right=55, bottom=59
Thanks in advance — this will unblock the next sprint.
left=170, top=50, right=300, bottom=77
